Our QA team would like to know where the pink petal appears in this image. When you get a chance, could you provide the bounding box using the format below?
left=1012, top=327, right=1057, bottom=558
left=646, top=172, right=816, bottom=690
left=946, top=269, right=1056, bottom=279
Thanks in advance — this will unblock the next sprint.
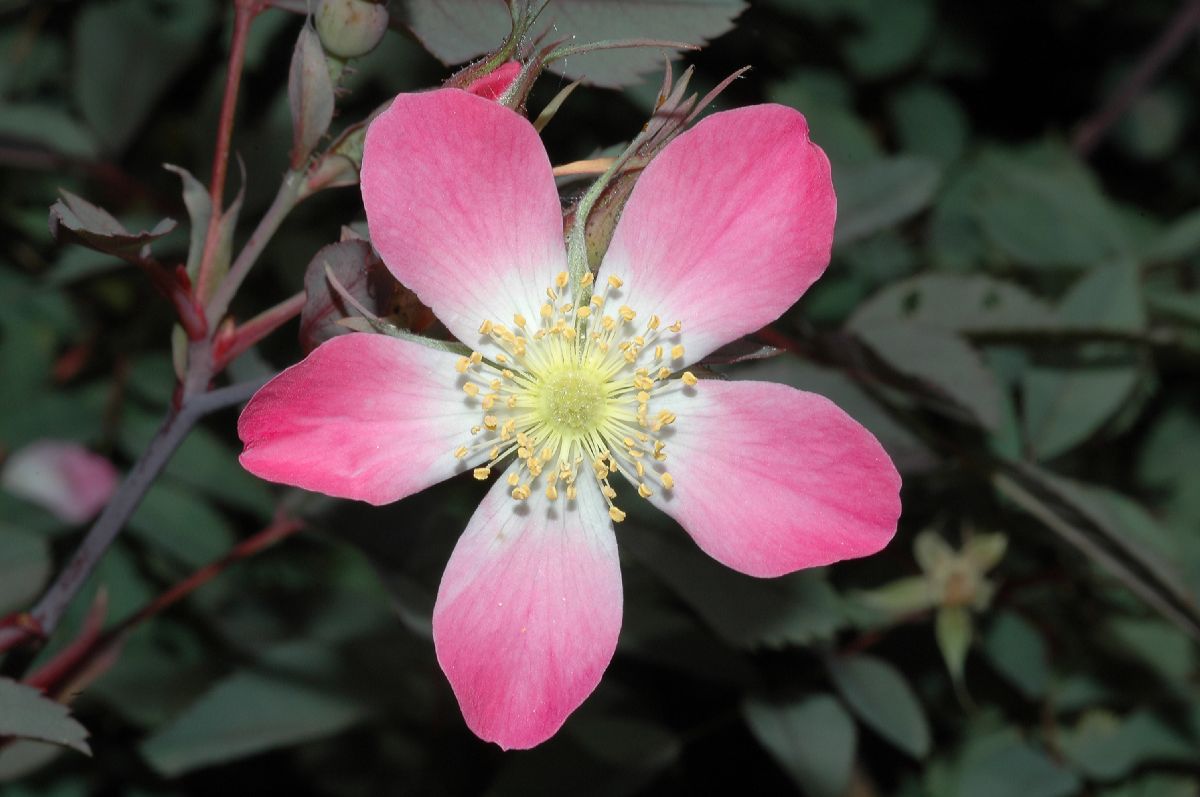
left=1, top=440, right=118, bottom=524
left=597, top=104, right=836, bottom=364
left=361, top=89, right=566, bottom=345
left=651, top=380, right=900, bottom=577
left=464, top=61, right=521, bottom=101
left=238, top=333, right=480, bottom=506
left=433, top=467, right=622, bottom=749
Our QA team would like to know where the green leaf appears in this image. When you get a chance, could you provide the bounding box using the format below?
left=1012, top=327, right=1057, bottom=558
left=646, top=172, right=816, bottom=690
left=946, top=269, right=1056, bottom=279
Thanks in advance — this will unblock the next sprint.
left=955, top=731, right=1080, bottom=797
left=890, top=82, right=969, bottom=163
left=119, top=410, right=274, bottom=518
left=1144, top=205, right=1200, bottom=263
left=840, top=0, right=934, bottom=80
left=743, top=694, right=856, bottom=797
left=48, top=190, right=176, bottom=260
left=971, top=144, right=1130, bottom=269
left=1099, top=774, right=1199, bottom=797
left=851, top=274, right=1056, bottom=333
left=1022, top=265, right=1145, bottom=460
left=936, top=605, right=972, bottom=684
left=74, top=0, right=214, bottom=153
left=852, top=320, right=1003, bottom=429
left=140, top=665, right=372, bottom=776
left=828, top=654, right=931, bottom=757
left=0, top=104, right=99, bottom=159
left=0, top=678, right=90, bottom=755
left=835, top=156, right=942, bottom=246
left=0, top=525, right=51, bottom=616
left=622, top=523, right=844, bottom=649
left=129, top=481, right=236, bottom=569
left=1060, top=710, right=1194, bottom=782
left=404, top=0, right=746, bottom=88
left=982, top=611, right=1048, bottom=699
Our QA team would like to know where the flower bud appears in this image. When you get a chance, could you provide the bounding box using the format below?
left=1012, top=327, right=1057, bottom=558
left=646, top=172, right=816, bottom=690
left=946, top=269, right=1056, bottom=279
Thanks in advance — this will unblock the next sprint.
left=316, top=0, right=389, bottom=60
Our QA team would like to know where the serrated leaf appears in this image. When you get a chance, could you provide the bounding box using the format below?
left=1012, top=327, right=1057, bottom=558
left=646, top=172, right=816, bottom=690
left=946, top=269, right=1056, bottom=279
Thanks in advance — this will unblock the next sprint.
left=828, top=654, right=931, bottom=757
left=743, top=694, right=856, bottom=797
left=835, top=156, right=942, bottom=246
left=0, top=678, right=90, bottom=755
left=404, top=0, right=745, bottom=88
left=48, top=191, right=175, bottom=259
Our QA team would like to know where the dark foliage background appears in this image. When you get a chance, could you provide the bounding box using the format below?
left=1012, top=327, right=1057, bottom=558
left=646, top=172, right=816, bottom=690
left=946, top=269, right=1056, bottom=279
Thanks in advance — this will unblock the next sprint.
left=3, top=0, right=1200, bottom=794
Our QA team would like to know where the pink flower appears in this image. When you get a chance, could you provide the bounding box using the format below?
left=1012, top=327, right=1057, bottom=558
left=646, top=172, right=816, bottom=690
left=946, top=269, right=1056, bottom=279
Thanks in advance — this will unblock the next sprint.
left=463, top=60, right=521, bottom=101
left=238, top=88, right=901, bottom=749
left=1, top=440, right=118, bottom=524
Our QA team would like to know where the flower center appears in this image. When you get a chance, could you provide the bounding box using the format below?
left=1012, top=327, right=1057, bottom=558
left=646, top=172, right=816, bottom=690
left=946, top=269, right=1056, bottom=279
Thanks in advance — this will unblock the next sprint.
left=535, top=367, right=608, bottom=437
left=451, top=272, right=695, bottom=522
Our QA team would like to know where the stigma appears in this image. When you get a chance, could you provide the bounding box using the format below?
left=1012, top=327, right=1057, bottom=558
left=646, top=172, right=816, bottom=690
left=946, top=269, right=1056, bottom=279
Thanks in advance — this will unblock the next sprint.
left=451, top=272, right=694, bottom=522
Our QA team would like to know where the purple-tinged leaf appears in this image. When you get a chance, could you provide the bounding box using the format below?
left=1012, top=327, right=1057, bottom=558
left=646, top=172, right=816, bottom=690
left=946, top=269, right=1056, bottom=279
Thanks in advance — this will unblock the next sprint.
left=48, top=191, right=175, bottom=259
left=404, top=0, right=746, bottom=88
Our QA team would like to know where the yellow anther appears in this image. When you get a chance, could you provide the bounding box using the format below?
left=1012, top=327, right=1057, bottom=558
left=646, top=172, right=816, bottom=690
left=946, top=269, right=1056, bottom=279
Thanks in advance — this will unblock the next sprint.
left=657, top=367, right=671, bottom=379
left=563, top=327, right=577, bottom=341
left=634, top=335, right=645, bottom=346
left=556, top=271, right=569, bottom=288
left=661, top=472, right=674, bottom=490
left=479, top=319, right=494, bottom=334
left=483, top=415, right=498, bottom=431
left=637, top=391, right=650, bottom=404
left=489, top=446, right=500, bottom=459
left=513, top=313, right=527, bottom=328
left=602, top=485, right=617, bottom=499
left=507, top=471, right=520, bottom=486
left=463, top=383, right=479, bottom=397
left=470, top=425, right=481, bottom=435
left=541, top=303, right=553, bottom=318
left=635, top=461, right=645, bottom=478
left=482, top=395, right=496, bottom=410
left=540, top=447, right=553, bottom=462
left=608, top=506, right=626, bottom=522
left=623, top=349, right=638, bottom=364
left=507, top=396, right=518, bottom=408
left=623, top=436, right=637, bottom=448
left=591, top=295, right=605, bottom=308
left=654, top=345, right=663, bottom=361
left=638, top=483, right=653, bottom=498
left=634, top=375, right=654, bottom=391
left=546, top=484, right=559, bottom=500
left=607, top=275, right=624, bottom=289
left=581, top=272, right=594, bottom=287
left=496, top=353, right=508, bottom=364
left=455, top=356, right=470, bottom=373
left=658, top=410, right=677, bottom=426
left=512, top=485, right=531, bottom=500
left=648, top=315, right=661, bottom=330
left=567, top=484, right=577, bottom=501
left=671, top=344, right=685, bottom=360
left=453, top=446, right=468, bottom=459
left=473, top=467, right=491, bottom=480
left=619, top=305, right=636, bottom=322
left=502, top=369, right=514, bottom=379
left=518, top=446, right=531, bottom=459
left=682, top=371, right=698, bottom=386
left=602, top=316, right=616, bottom=331
left=576, top=306, right=591, bottom=319
left=469, top=351, right=483, bottom=364
left=560, top=302, right=574, bottom=314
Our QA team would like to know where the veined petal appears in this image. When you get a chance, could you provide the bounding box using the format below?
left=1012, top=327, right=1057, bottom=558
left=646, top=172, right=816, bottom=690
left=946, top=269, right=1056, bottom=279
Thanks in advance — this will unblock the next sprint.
left=361, top=89, right=567, bottom=346
left=238, top=333, right=479, bottom=506
left=649, top=380, right=900, bottom=577
left=433, top=465, right=622, bottom=750
left=598, top=104, right=836, bottom=365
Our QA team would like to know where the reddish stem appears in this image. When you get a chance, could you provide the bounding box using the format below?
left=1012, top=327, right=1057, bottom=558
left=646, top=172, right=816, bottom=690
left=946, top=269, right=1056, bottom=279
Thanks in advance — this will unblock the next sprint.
left=24, top=517, right=303, bottom=698
left=1073, top=0, right=1200, bottom=155
left=195, top=0, right=262, bottom=303
left=213, top=291, right=306, bottom=370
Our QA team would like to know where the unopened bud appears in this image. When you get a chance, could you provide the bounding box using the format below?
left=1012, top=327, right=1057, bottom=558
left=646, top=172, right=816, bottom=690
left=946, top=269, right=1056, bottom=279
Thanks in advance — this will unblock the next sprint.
left=316, top=0, right=389, bottom=60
